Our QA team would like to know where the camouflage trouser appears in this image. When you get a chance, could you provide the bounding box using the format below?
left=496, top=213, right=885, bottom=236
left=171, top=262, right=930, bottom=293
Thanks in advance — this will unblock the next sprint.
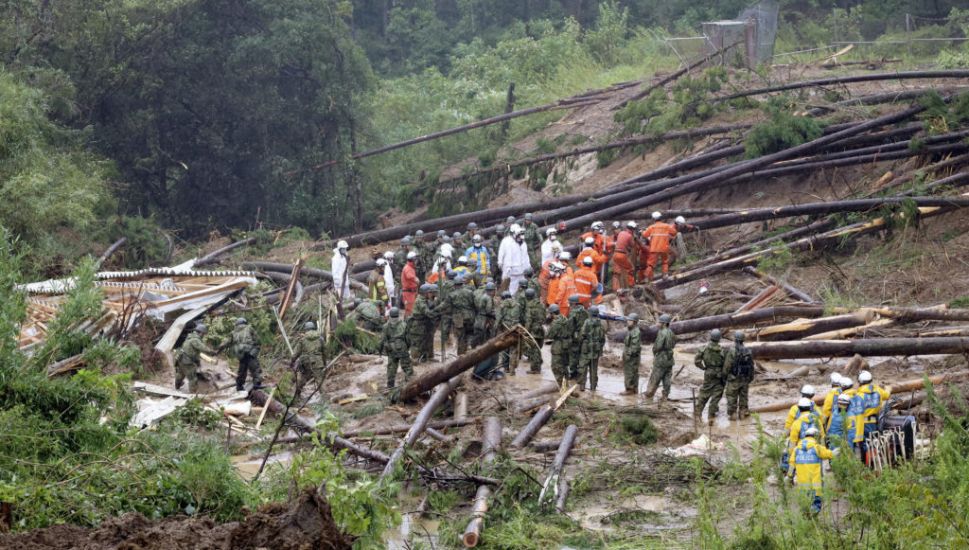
left=696, top=377, right=725, bottom=421
left=387, top=352, right=413, bottom=389
left=440, top=318, right=452, bottom=345
left=299, top=357, right=324, bottom=382
left=237, top=353, right=262, bottom=390
left=496, top=335, right=520, bottom=375
left=409, top=327, right=435, bottom=363
left=568, top=342, right=581, bottom=379
left=523, top=334, right=543, bottom=373
left=725, top=378, right=750, bottom=417
left=551, top=351, right=568, bottom=385
left=645, top=362, right=673, bottom=399
left=455, top=322, right=472, bottom=355
left=175, top=360, right=199, bottom=393
left=623, top=354, right=640, bottom=392
left=577, top=353, right=601, bottom=391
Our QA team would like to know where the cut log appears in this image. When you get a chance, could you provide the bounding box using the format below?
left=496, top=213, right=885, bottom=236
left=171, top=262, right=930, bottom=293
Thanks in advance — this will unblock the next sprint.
left=519, top=381, right=560, bottom=400
left=514, top=394, right=555, bottom=414
left=453, top=392, right=468, bottom=422
left=398, top=330, right=520, bottom=402
left=747, top=336, right=969, bottom=360
left=750, top=311, right=875, bottom=341
left=510, top=385, right=576, bottom=449
left=805, top=317, right=895, bottom=340
left=462, top=417, right=502, bottom=548
left=243, top=261, right=368, bottom=290
left=46, top=354, right=85, bottom=377
left=634, top=306, right=828, bottom=343
left=382, top=376, right=464, bottom=478
left=531, top=438, right=565, bottom=452
left=750, top=371, right=969, bottom=413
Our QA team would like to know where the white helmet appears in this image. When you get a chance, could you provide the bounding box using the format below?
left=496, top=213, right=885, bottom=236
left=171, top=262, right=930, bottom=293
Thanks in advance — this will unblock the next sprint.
left=798, top=397, right=813, bottom=410
left=800, top=385, right=816, bottom=397
left=406, top=251, right=417, bottom=260
left=582, top=256, right=594, bottom=266
left=839, top=376, right=853, bottom=389
left=376, top=258, right=386, bottom=267
left=626, top=221, right=638, bottom=229
left=383, top=251, right=394, bottom=260
left=457, top=255, right=468, bottom=265
left=558, top=251, right=572, bottom=261
left=440, top=246, right=453, bottom=258
left=510, top=223, right=523, bottom=235
left=583, top=237, right=595, bottom=246
left=804, top=426, right=819, bottom=438
left=830, top=373, right=842, bottom=386
left=612, top=221, right=621, bottom=229
left=859, top=371, right=872, bottom=384
left=546, top=227, right=558, bottom=236
left=651, top=211, right=662, bottom=221
left=675, top=215, right=686, bottom=225
left=591, top=221, right=604, bottom=231
left=550, top=261, right=565, bottom=273
left=550, top=242, right=563, bottom=253
left=337, top=240, right=349, bottom=250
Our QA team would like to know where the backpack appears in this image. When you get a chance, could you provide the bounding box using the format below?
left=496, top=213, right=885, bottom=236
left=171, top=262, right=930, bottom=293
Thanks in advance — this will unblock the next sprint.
left=731, top=347, right=754, bottom=379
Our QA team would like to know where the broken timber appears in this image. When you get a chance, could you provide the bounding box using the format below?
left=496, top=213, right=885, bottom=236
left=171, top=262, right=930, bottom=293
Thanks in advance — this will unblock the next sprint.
left=511, top=385, right=577, bottom=448
left=538, top=424, right=578, bottom=513
left=746, top=336, right=969, bottom=360
left=382, top=376, right=463, bottom=478
left=462, top=417, right=502, bottom=548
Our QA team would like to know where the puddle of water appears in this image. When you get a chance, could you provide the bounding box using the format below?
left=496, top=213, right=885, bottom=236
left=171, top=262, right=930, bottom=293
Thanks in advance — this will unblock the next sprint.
left=385, top=490, right=440, bottom=550
left=573, top=493, right=697, bottom=534
left=231, top=451, right=293, bottom=481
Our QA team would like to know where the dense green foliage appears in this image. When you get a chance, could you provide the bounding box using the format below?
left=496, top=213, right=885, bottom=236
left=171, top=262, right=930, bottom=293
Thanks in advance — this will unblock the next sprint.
left=745, top=99, right=825, bottom=158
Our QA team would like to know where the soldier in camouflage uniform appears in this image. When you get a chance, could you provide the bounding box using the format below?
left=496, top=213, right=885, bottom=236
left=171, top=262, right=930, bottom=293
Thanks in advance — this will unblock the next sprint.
left=294, top=321, right=325, bottom=381
left=414, top=229, right=434, bottom=280
left=522, top=288, right=545, bottom=374
left=523, top=267, right=541, bottom=297
left=566, top=296, right=587, bottom=380
left=175, top=324, right=215, bottom=393
left=694, top=329, right=725, bottom=426
left=644, top=314, right=676, bottom=401
left=380, top=307, right=412, bottom=390
left=495, top=290, right=523, bottom=375
left=231, top=317, right=263, bottom=391
left=723, top=331, right=755, bottom=420
left=437, top=271, right=456, bottom=353
left=407, top=284, right=440, bottom=363
left=351, top=299, right=385, bottom=333
left=546, top=304, right=571, bottom=385
left=448, top=276, right=477, bottom=355
left=578, top=306, right=606, bottom=392
left=522, top=213, right=543, bottom=268
left=473, top=282, right=497, bottom=346
left=621, top=314, right=642, bottom=394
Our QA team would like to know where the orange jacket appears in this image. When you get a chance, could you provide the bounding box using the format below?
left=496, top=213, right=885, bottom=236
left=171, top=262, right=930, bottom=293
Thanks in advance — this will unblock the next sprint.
left=401, top=262, right=419, bottom=292
left=555, top=272, right=577, bottom=316
left=641, top=222, right=678, bottom=254
left=546, top=274, right=560, bottom=307
left=580, top=232, right=607, bottom=254
left=604, top=234, right=616, bottom=255
left=573, top=267, right=602, bottom=306
left=577, top=247, right=607, bottom=274
left=613, top=230, right=634, bottom=254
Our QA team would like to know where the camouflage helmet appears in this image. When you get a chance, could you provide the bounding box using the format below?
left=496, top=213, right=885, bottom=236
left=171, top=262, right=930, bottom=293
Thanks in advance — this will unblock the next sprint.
left=389, top=307, right=400, bottom=317
left=658, top=313, right=672, bottom=324
left=734, top=331, right=745, bottom=342
left=194, top=323, right=208, bottom=334
left=709, top=329, right=722, bottom=341
left=427, top=284, right=439, bottom=293
left=524, top=288, right=536, bottom=299
left=235, top=317, right=248, bottom=326
left=548, top=304, right=560, bottom=314
left=495, top=224, right=506, bottom=234
left=523, top=267, right=534, bottom=277
left=415, top=229, right=424, bottom=238
left=437, top=229, right=446, bottom=238
left=589, top=306, right=599, bottom=316
left=627, top=313, right=639, bottom=322
left=501, top=290, right=512, bottom=299
left=303, top=321, right=317, bottom=331
left=568, top=295, right=580, bottom=304
left=484, top=282, right=496, bottom=292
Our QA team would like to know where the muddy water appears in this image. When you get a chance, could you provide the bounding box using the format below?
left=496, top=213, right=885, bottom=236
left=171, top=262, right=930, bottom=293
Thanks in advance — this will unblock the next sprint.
left=231, top=451, right=293, bottom=481
left=572, top=494, right=698, bottom=534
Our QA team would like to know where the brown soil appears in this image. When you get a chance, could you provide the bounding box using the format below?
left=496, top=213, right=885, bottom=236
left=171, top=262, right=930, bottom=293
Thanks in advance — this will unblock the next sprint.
left=0, top=490, right=352, bottom=550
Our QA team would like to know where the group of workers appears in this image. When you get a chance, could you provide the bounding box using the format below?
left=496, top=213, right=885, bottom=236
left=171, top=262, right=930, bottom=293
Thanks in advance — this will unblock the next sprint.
left=778, top=371, right=891, bottom=513
left=174, top=317, right=264, bottom=393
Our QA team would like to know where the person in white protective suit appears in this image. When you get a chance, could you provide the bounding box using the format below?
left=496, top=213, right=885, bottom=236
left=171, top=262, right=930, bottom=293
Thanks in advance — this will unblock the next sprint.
left=540, top=227, right=559, bottom=264
left=332, top=240, right=351, bottom=302
left=498, top=224, right=532, bottom=295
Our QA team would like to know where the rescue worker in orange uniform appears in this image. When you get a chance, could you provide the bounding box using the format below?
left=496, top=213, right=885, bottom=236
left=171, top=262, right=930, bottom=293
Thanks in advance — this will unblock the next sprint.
left=641, top=211, right=678, bottom=281
left=580, top=222, right=607, bottom=256
left=545, top=261, right=564, bottom=310
left=611, top=221, right=637, bottom=290
left=550, top=261, right=576, bottom=317
left=401, top=251, right=420, bottom=316
left=574, top=256, right=603, bottom=307
left=577, top=237, right=607, bottom=279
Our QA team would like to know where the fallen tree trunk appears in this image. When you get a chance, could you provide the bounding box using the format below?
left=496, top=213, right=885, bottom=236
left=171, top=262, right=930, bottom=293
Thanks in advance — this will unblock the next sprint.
left=693, top=196, right=969, bottom=232
left=635, top=306, right=828, bottom=342
left=691, top=219, right=837, bottom=270
left=196, top=237, right=256, bottom=266
left=341, top=418, right=472, bottom=438
left=242, top=261, right=368, bottom=291
left=95, top=238, right=127, bottom=268
left=382, top=376, right=463, bottom=478
left=462, top=417, right=502, bottom=548
left=398, top=330, right=520, bottom=402
left=751, top=371, right=969, bottom=413
left=750, top=311, right=876, bottom=341
left=716, top=70, right=969, bottom=102
left=510, top=385, right=576, bottom=449
left=747, top=336, right=969, bottom=360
